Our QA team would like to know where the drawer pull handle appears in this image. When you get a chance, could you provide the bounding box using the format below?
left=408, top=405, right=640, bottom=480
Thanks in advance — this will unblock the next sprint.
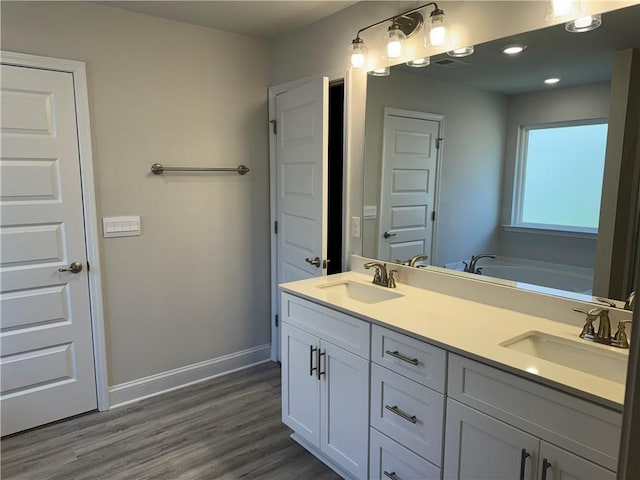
left=385, top=404, right=417, bottom=424
left=383, top=471, right=400, bottom=480
left=541, top=458, right=552, bottom=480
left=317, top=349, right=326, bottom=380
left=309, top=346, right=317, bottom=376
left=519, top=448, right=530, bottom=480
left=385, top=350, right=419, bottom=365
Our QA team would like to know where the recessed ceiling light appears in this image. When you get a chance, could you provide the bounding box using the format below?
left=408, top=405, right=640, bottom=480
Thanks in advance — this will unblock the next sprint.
left=502, top=44, right=527, bottom=55
left=447, top=46, right=474, bottom=58
left=368, top=67, right=390, bottom=77
left=565, top=14, right=602, bottom=33
left=544, top=77, right=561, bottom=84
left=406, top=57, right=430, bottom=67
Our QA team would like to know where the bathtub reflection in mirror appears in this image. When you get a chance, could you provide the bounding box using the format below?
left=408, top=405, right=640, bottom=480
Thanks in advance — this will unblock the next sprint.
left=362, top=5, right=640, bottom=302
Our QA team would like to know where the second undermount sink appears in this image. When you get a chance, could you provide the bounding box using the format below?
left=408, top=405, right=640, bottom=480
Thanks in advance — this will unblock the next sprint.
left=500, top=331, right=628, bottom=384
left=316, top=280, right=403, bottom=304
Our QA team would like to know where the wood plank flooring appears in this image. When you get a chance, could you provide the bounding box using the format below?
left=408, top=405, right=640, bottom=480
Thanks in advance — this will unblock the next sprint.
left=1, top=362, right=341, bottom=480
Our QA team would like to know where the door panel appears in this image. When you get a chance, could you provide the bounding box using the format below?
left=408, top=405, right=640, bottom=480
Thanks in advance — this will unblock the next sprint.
left=281, top=323, right=320, bottom=447
left=538, top=441, right=615, bottom=480
left=0, top=64, right=97, bottom=435
left=276, top=77, right=329, bottom=282
left=320, top=340, right=369, bottom=479
left=378, top=114, right=439, bottom=264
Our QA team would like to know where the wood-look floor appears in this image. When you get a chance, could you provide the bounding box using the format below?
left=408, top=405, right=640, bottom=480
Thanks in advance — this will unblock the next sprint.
left=1, top=362, right=341, bottom=480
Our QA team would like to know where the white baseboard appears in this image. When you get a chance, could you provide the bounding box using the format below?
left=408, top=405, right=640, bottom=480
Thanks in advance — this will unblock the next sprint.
left=109, top=344, right=271, bottom=408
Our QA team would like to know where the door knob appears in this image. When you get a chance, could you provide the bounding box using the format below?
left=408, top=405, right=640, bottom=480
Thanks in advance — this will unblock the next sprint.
left=59, top=262, right=83, bottom=274
left=305, top=257, right=321, bottom=268
left=383, top=231, right=396, bottom=239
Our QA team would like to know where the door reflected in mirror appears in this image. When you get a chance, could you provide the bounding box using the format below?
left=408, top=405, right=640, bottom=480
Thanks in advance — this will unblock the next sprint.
left=362, top=4, right=640, bottom=302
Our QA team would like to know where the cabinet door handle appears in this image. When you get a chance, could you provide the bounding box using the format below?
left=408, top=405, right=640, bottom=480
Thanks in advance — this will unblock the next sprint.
left=519, top=448, right=530, bottom=480
left=317, top=349, right=326, bottom=380
left=541, top=458, right=552, bottom=480
left=383, top=471, right=400, bottom=480
left=385, top=350, right=419, bottom=366
left=309, top=346, right=317, bottom=376
left=385, top=405, right=417, bottom=424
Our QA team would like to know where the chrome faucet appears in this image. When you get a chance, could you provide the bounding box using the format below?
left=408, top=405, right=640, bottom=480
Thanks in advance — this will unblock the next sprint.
left=573, top=307, right=630, bottom=349
left=464, top=254, right=496, bottom=274
left=408, top=254, right=429, bottom=267
left=625, top=291, right=635, bottom=311
left=364, top=262, right=398, bottom=288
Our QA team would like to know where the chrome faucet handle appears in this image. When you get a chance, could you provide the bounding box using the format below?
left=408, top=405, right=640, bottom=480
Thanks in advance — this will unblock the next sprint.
left=596, top=297, right=617, bottom=308
left=625, top=291, right=635, bottom=311
left=612, top=320, right=632, bottom=349
left=574, top=308, right=597, bottom=338
left=387, top=269, right=399, bottom=288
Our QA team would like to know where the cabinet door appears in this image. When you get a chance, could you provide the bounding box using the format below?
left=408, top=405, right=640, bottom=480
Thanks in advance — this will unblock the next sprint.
left=538, top=442, right=615, bottom=480
left=444, top=399, right=539, bottom=480
left=320, top=340, right=369, bottom=479
left=281, top=322, right=320, bottom=447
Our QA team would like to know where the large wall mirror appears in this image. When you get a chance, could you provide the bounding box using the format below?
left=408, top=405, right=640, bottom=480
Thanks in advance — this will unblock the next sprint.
left=363, top=4, right=640, bottom=302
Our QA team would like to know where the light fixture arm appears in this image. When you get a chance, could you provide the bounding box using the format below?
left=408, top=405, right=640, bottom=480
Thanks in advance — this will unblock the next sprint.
left=354, top=2, right=441, bottom=40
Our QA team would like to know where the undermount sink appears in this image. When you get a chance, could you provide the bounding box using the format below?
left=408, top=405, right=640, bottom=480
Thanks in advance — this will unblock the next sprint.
left=316, top=280, right=403, bottom=304
left=500, top=331, right=628, bottom=384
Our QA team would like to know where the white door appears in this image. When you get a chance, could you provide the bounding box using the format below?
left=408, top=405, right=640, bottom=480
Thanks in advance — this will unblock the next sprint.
left=378, top=112, right=440, bottom=264
left=538, top=441, right=615, bottom=480
left=444, top=399, right=539, bottom=480
left=275, top=77, right=329, bottom=359
left=320, top=340, right=369, bottom=479
left=0, top=64, right=97, bottom=435
left=281, top=322, right=320, bottom=447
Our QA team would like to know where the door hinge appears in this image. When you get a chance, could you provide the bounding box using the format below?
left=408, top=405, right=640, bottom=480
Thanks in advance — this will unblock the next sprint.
left=431, top=211, right=436, bottom=221
left=275, top=314, right=279, bottom=327
left=87, top=261, right=91, bottom=272
left=436, top=137, right=443, bottom=149
left=270, top=119, right=277, bottom=135
left=274, top=221, right=278, bottom=234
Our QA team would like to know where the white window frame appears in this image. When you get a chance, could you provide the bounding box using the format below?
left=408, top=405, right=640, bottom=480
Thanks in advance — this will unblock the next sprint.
left=509, top=118, right=607, bottom=238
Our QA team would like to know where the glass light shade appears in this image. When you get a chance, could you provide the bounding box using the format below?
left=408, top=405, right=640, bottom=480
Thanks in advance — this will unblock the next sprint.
left=544, top=77, right=561, bottom=84
left=429, top=12, right=448, bottom=46
left=565, top=14, right=602, bottom=32
left=385, top=24, right=406, bottom=59
left=551, top=0, right=574, bottom=17
left=502, top=44, right=527, bottom=55
left=368, top=67, right=390, bottom=77
left=349, top=38, right=367, bottom=68
left=447, top=46, right=474, bottom=58
left=406, top=57, right=430, bottom=67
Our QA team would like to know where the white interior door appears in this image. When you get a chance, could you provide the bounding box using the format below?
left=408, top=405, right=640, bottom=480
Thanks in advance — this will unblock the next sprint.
left=275, top=77, right=329, bottom=358
left=377, top=112, right=440, bottom=264
left=0, top=64, right=97, bottom=435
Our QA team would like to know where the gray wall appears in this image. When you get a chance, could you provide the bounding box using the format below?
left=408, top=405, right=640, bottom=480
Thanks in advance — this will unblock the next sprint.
left=363, top=69, right=507, bottom=266
left=1, top=1, right=271, bottom=386
left=498, top=81, right=612, bottom=268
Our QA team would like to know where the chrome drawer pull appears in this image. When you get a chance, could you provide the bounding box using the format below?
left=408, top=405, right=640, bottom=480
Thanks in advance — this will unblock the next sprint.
left=385, top=350, right=419, bottom=365
left=383, top=471, right=401, bottom=480
left=385, top=404, right=417, bottom=424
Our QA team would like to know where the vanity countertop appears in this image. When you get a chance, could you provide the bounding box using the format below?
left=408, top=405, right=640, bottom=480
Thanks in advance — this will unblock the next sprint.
left=280, top=271, right=628, bottom=411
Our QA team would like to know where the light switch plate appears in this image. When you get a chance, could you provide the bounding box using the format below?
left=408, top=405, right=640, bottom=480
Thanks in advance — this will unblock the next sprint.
left=103, top=216, right=141, bottom=238
left=351, top=216, right=361, bottom=238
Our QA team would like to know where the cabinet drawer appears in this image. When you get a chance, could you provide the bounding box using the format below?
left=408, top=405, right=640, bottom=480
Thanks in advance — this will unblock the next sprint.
left=281, top=293, right=370, bottom=358
left=371, top=363, right=444, bottom=466
left=448, top=354, right=622, bottom=471
left=372, top=324, right=446, bottom=392
left=370, top=428, right=441, bottom=480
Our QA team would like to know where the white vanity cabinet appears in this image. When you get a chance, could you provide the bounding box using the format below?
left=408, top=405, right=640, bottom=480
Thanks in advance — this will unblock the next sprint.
left=369, top=325, right=447, bottom=479
left=444, top=354, right=620, bottom=480
left=280, top=293, right=370, bottom=479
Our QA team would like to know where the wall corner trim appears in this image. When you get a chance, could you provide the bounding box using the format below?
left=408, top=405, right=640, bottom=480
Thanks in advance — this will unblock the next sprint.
left=108, top=344, right=272, bottom=408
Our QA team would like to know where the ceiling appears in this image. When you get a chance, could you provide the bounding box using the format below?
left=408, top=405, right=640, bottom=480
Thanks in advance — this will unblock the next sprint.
left=98, top=1, right=358, bottom=39
left=397, top=4, right=640, bottom=95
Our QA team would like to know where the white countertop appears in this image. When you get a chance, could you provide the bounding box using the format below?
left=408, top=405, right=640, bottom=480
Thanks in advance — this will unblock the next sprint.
left=280, top=271, right=628, bottom=411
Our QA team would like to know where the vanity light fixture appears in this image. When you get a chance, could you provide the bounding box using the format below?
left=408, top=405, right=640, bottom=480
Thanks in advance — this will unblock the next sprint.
left=406, top=56, right=431, bottom=67
left=565, top=14, right=602, bottom=32
left=349, top=2, right=448, bottom=69
left=502, top=44, right=527, bottom=55
left=544, top=77, right=561, bottom=84
left=368, top=67, right=391, bottom=77
left=447, top=46, right=474, bottom=57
